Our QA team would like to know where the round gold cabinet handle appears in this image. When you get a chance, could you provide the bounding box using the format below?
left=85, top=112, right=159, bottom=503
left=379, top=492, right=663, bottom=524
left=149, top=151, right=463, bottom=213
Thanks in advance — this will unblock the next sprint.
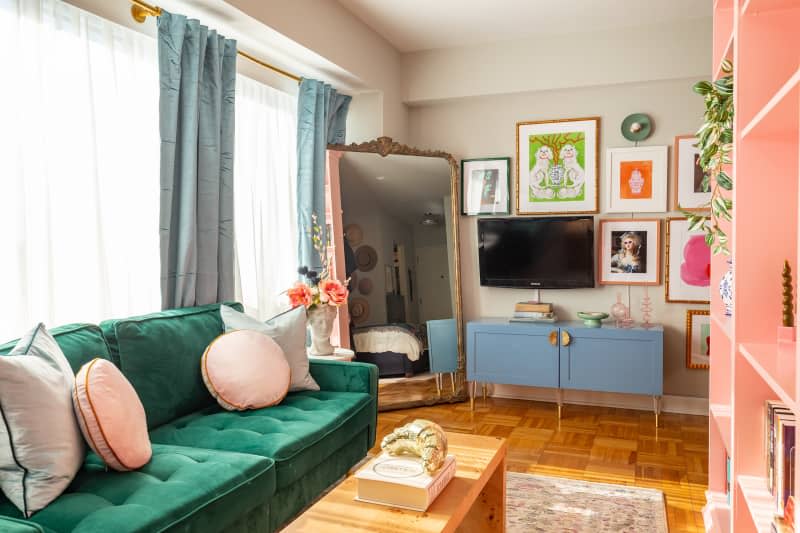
left=561, top=330, right=571, bottom=346
left=548, top=331, right=558, bottom=346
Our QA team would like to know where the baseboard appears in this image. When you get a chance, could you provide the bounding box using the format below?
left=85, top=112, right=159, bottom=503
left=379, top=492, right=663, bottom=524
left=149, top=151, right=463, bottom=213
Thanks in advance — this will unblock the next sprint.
left=489, top=384, right=708, bottom=416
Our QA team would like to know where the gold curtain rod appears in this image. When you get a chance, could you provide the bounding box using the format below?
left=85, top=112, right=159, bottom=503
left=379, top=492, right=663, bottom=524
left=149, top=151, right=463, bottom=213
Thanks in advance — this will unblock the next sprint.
left=130, top=0, right=302, bottom=83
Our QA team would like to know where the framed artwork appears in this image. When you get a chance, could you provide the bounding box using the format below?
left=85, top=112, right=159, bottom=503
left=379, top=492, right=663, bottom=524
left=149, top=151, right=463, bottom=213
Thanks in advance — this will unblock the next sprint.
left=461, top=157, right=511, bottom=215
left=673, top=135, right=711, bottom=212
left=666, top=217, right=711, bottom=303
left=598, top=218, right=661, bottom=285
left=516, top=117, right=600, bottom=215
left=606, top=146, right=668, bottom=213
left=686, top=309, right=711, bottom=369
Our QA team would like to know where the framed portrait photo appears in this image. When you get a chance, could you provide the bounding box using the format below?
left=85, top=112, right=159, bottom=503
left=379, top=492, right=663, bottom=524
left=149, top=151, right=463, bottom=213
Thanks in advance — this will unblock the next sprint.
left=516, top=117, right=599, bottom=215
left=686, top=309, right=710, bottom=369
left=598, top=218, right=661, bottom=285
left=461, top=157, right=511, bottom=215
left=606, top=146, right=668, bottom=213
left=666, top=217, right=711, bottom=303
left=673, top=135, right=711, bottom=212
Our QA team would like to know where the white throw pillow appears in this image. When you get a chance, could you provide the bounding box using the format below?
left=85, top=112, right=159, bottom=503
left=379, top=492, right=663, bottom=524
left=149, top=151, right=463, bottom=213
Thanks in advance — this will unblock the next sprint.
left=220, top=305, right=319, bottom=392
left=0, top=324, right=85, bottom=516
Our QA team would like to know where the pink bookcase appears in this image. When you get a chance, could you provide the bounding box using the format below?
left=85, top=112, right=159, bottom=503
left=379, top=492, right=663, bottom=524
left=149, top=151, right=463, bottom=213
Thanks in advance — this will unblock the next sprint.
left=705, top=1, right=800, bottom=531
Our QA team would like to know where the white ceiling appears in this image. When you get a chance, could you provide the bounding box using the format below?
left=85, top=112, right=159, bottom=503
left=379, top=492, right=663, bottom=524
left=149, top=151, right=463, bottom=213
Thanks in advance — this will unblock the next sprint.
left=337, top=0, right=712, bottom=53
left=339, top=152, right=451, bottom=226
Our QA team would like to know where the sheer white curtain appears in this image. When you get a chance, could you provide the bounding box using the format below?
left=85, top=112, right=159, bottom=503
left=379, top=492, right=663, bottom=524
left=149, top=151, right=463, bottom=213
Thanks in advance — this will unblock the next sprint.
left=234, top=74, right=298, bottom=319
left=0, top=0, right=160, bottom=340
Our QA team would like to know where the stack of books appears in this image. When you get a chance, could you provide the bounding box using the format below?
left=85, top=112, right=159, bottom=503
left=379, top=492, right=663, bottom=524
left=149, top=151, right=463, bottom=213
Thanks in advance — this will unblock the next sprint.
left=766, top=401, right=796, bottom=531
left=354, top=452, right=456, bottom=511
left=510, top=301, right=557, bottom=323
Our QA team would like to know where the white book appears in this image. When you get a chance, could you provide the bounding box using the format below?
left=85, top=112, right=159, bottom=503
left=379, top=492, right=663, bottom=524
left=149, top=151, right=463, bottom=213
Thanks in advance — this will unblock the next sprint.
left=354, top=453, right=456, bottom=511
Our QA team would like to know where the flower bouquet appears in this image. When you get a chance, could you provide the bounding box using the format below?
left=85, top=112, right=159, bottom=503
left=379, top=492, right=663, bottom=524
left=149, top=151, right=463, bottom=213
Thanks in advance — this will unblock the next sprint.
left=287, top=215, right=349, bottom=355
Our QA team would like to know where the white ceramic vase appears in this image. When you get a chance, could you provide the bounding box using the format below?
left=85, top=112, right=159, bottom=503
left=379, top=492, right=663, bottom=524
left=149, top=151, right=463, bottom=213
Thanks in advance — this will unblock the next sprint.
left=308, top=305, right=337, bottom=356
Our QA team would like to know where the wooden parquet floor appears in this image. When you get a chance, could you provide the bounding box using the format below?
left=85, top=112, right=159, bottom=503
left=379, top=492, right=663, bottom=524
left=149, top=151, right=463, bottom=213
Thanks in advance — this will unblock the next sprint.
left=374, top=397, right=708, bottom=533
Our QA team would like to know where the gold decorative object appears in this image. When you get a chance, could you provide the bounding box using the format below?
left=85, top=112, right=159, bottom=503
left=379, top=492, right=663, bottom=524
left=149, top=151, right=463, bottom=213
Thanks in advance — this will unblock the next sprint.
left=380, top=419, right=448, bottom=474
left=783, top=260, right=794, bottom=327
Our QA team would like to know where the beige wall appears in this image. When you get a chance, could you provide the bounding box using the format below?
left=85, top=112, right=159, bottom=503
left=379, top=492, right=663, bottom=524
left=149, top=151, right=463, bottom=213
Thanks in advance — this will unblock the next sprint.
left=407, top=78, right=710, bottom=398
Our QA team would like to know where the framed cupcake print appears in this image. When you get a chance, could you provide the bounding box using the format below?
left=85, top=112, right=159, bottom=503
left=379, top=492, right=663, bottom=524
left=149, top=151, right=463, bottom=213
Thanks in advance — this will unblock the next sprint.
left=606, top=146, right=668, bottom=213
left=686, top=309, right=710, bottom=369
left=598, top=218, right=661, bottom=285
left=666, top=218, right=711, bottom=303
left=461, top=157, right=511, bottom=215
left=672, top=135, right=711, bottom=212
left=516, top=117, right=600, bottom=215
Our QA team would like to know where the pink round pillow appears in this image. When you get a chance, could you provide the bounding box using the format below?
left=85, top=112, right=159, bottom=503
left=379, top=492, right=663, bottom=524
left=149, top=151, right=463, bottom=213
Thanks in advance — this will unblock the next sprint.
left=73, top=358, right=152, bottom=471
left=202, top=330, right=290, bottom=411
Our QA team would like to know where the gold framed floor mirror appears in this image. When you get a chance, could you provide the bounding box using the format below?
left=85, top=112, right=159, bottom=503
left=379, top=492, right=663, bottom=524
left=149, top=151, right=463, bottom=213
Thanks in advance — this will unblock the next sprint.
left=327, top=137, right=467, bottom=410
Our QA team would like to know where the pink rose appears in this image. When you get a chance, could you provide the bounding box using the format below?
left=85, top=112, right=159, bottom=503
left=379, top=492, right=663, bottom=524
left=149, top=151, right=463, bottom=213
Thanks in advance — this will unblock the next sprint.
left=318, top=279, right=348, bottom=306
left=287, top=282, right=313, bottom=308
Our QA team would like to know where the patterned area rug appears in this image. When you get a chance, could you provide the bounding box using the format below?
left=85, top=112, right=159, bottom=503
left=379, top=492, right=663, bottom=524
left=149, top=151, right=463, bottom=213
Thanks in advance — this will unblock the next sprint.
left=506, top=472, right=668, bottom=532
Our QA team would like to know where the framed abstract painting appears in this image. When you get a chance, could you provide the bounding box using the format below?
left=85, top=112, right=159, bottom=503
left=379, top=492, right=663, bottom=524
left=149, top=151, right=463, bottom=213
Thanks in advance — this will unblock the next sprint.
left=686, top=309, right=710, bottom=369
left=461, top=157, right=511, bottom=215
left=666, top=218, right=711, bottom=303
left=516, top=117, right=600, bottom=215
left=598, top=218, right=661, bottom=285
left=672, top=135, right=711, bottom=212
left=606, top=146, right=668, bottom=213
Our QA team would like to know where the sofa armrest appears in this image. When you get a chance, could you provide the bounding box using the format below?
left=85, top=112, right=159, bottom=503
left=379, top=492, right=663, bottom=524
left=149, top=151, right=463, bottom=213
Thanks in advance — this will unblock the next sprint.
left=309, top=360, right=378, bottom=447
left=309, top=360, right=377, bottom=396
left=0, top=517, right=44, bottom=532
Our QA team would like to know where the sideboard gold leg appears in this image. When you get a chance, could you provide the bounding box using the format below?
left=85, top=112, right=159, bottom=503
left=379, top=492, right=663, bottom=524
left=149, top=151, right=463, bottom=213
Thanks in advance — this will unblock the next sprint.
left=435, top=373, right=441, bottom=397
left=556, top=389, right=563, bottom=420
left=482, top=383, right=487, bottom=402
left=653, top=396, right=661, bottom=428
left=450, top=372, right=456, bottom=394
left=470, top=381, right=477, bottom=411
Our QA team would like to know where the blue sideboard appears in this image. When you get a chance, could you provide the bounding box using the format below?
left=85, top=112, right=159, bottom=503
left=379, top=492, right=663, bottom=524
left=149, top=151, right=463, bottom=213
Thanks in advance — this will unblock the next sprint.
left=466, top=319, right=663, bottom=423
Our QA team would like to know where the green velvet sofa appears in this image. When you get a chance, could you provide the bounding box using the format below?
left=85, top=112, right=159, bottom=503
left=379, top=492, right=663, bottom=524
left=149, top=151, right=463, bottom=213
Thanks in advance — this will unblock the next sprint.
left=0, top=302, right=378, bottom=533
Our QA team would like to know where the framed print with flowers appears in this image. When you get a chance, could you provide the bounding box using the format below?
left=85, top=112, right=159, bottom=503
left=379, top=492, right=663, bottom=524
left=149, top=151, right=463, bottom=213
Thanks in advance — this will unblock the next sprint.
left=598, top=218, right=661, bottom=285
left=666, top=217, right=711, bottom=303
left=516, top=117, right=599, bottom=215
left=672, top=135, right=711, bottom=212
left=606, top=146, right=668, bottom=213
left=686, top=309, right=710, bottom=369
left=461, top=157, right=511, bottom=215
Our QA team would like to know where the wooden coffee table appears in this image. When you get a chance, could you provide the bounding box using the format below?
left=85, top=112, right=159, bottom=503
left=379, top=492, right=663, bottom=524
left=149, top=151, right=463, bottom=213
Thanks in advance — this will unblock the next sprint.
left=283, top=433, right=507, bottom=532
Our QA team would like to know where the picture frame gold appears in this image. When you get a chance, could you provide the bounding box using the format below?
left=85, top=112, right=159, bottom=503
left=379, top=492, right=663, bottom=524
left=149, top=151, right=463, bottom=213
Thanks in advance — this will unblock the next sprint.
left=515, top=117, right=600, bottom=215
left=686, top=309, right=710, bottom=369
left=665, top=217, right=711, bottom=304
left=598, top=218, right=661, bottom=286
left=672, top=134, right=712, bottom=212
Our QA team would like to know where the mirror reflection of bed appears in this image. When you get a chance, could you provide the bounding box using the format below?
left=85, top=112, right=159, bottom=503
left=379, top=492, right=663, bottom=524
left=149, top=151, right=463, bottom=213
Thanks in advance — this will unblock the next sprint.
left=336, top=149, right=459, bottom=409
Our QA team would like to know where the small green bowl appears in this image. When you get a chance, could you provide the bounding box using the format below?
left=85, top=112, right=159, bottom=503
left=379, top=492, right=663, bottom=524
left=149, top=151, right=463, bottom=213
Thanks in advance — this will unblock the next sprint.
left=577, top=312, right=609, bottom=328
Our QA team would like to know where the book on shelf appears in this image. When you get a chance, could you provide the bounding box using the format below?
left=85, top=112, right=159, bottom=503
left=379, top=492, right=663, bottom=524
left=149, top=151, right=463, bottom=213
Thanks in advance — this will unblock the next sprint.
left=512, top=311, right=554, bottom=318
left=509, top=315, right=558, bottom=323
left=514, top=302, right=552, bottom=313
left=354, top=452, right=456, bottom=511
left=765, top=400, right=796, bottom=519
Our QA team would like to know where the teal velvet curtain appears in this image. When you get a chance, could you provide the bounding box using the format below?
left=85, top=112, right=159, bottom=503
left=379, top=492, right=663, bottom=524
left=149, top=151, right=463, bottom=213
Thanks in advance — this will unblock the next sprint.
left=296, top=79, right=351, bottom=272
left=158, top=10, right=237, bottom=309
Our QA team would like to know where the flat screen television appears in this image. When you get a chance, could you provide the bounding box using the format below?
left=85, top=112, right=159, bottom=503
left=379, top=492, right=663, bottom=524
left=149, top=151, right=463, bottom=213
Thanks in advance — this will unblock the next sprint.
left=478, top=216, right=594, bottom=289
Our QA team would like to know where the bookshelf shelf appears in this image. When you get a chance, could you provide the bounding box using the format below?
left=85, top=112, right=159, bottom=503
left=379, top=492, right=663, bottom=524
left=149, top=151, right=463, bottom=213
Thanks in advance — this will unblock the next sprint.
left=712, top=314, right=732, bottom=343
left=742, top=0, right=800, bottom=16
left=739, top=69, right=800, bottom=140
left=737, top=476, right=775, bottom=533
left=710, top=404, right=732, bottom=454
left=739, top=343, right=796, bottom=411
left=703, top=490, right=731, bottom=533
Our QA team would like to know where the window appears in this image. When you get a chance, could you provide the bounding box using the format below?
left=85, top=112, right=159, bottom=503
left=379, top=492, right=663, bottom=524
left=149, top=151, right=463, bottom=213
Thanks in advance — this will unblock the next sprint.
left=234, top=74, right=299, bottom=319
left=0, top=0, right=160, bottom=340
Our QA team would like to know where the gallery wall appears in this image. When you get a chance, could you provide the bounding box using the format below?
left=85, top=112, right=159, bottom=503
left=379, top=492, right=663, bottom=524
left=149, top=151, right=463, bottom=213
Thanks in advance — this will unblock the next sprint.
left=407, top=77, right=710, bottom=398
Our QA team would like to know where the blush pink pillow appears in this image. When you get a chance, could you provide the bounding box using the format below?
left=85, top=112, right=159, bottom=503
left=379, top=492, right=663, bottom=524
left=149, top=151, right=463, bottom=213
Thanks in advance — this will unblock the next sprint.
left=201, top=330, right=290, bottom=411
left=73, top=358, right=151, bottom=471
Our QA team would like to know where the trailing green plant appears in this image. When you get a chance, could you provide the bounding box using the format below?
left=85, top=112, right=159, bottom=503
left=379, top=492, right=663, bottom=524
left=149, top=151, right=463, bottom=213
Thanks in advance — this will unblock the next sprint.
left=685, top=59, right=734, bottom=256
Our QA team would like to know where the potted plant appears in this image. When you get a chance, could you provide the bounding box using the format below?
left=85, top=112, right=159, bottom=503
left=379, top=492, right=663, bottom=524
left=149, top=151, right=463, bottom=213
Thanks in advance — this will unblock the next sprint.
left=685, top=59, right=734, bottom=256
